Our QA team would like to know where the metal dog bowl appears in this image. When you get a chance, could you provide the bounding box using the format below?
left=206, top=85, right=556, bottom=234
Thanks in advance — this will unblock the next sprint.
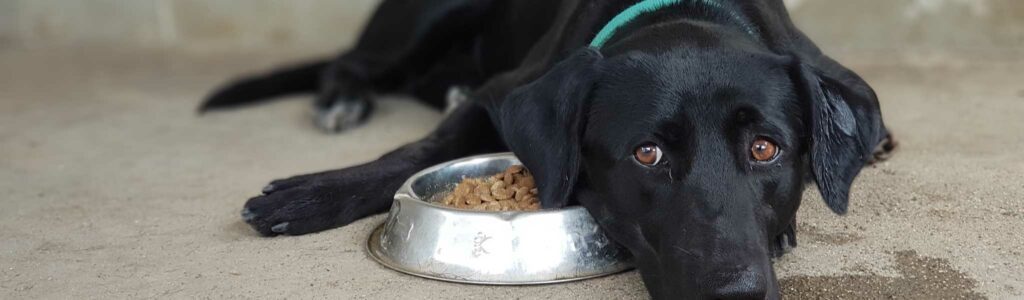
left=366, top=153, right=633, bottom=285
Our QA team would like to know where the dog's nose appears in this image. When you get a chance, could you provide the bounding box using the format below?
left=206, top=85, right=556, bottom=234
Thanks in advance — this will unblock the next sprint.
left=702, top=268, right=768, bottom=300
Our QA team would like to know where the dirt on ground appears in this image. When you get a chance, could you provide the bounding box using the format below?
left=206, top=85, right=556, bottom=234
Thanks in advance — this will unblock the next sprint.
left=1, top=46, right=1022, bottom=299
left=781, top=250, right=985, bottom=299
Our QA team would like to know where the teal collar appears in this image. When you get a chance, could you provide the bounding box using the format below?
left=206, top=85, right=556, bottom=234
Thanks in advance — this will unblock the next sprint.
left=588, top=0, right=757, bottom=50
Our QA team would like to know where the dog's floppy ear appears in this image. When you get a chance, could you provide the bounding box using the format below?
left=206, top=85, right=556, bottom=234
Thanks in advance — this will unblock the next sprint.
left=795, top=59, right=884, bottom=215
left=499, top=48, right=603, bottom=208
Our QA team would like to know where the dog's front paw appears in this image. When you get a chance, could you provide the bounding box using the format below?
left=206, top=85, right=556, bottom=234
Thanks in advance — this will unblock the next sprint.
left=242, top=175, right=363, bottom=236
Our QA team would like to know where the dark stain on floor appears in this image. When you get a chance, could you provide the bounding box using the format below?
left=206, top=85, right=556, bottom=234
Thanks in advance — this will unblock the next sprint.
left=780, top=250, right=985, bottom=299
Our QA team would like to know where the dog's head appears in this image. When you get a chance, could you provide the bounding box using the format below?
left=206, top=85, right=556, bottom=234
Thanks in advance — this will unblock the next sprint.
left=498, top=37, right=884, bottom=298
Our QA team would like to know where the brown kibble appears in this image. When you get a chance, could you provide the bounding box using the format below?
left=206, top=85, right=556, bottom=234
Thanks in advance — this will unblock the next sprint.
left=491, top=182, right=513, bottom=200
left=499, top=200, right=516, bottom=211
left=454, top=197, right=468, bottom=208
left=493, top=191, right=512, bottom=200
left=502, top=173, right=514, bottom=186
left=511, top=174, right=525, bottom=185
left=526, top=195, right=538, bottom=203
left=513, top=187, right=528, bottom=202
left=518, top=176, right=535, bottom=188
left=453, top=183, right=472, bottom=197
left=474, top=184, right=490, bottom=197
left=436, top=165, right=541, bottom=211
left=466, top=195, right=482, bottom=205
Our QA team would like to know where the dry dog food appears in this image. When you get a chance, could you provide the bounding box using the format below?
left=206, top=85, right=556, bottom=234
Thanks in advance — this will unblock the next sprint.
left=438, top=165, right=541, bottom=211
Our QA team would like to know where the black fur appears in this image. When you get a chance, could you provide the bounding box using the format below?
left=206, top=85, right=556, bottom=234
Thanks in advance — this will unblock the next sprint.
left=496, top=48, right=603, bottom=209
left=201, top=0, right=892, bottom=299
left=199, top=60, right=326, bottom=112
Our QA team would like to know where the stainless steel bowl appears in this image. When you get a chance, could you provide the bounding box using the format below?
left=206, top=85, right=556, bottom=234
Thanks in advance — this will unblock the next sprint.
left=367, top=153, right=633, bottom=285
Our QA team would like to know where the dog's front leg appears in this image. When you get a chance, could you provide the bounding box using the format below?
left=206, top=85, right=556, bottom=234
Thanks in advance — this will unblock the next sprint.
left=242, top=103, right=504, bottom=236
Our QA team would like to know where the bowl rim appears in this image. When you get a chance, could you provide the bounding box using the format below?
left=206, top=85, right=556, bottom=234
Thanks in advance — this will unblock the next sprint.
left=395, top=152, right=587, bottom=215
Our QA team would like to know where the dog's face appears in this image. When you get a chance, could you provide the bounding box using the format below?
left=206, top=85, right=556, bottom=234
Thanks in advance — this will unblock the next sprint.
left=499, top=45, right=883, bottom=299
left=578, top=48, right=803, bottom=299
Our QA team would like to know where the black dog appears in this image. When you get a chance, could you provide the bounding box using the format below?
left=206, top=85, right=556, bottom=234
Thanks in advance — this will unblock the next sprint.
left=201, top=0, right=896, bottom=298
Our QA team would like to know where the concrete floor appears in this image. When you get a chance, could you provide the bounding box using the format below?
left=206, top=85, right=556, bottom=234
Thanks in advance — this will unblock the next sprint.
left=0, top=46, right=1022, bottom=299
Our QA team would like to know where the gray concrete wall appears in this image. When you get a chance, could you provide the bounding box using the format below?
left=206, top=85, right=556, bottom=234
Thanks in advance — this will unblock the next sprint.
left=1, top=0, right=1022, bottom=55
left=789, top=0, right=1024, bottom=54
left=0, top=0, right=379, bottom=52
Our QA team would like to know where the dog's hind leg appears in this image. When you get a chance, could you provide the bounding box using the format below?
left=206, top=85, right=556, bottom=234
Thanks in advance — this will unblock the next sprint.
left=313, top=0, right=495, bottom=133
left=199, top=60, right=328, bottom=113
left=242, top=103, right=505, bottom=235
left=405, top=49, right=483, bottom=111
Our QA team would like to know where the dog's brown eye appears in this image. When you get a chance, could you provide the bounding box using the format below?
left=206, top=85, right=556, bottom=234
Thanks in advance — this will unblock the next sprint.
left=634, top=144, right=663, bottom=166
left=751, top=138, right=779, bottom=162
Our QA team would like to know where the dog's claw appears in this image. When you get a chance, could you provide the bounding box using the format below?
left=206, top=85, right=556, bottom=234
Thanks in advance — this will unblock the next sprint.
left=271, top=222, right=290, bottom=233
left=241, top=208, right=257, bottom=222
left=262, top=184, right=276, bottom=195
left=771, top=221, right=798, bottom=258
left=444, top=85, right=471, bottom=115
left=868, top=132, right=898, bottom=165
left=314, top=99, right=371, bottom=133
